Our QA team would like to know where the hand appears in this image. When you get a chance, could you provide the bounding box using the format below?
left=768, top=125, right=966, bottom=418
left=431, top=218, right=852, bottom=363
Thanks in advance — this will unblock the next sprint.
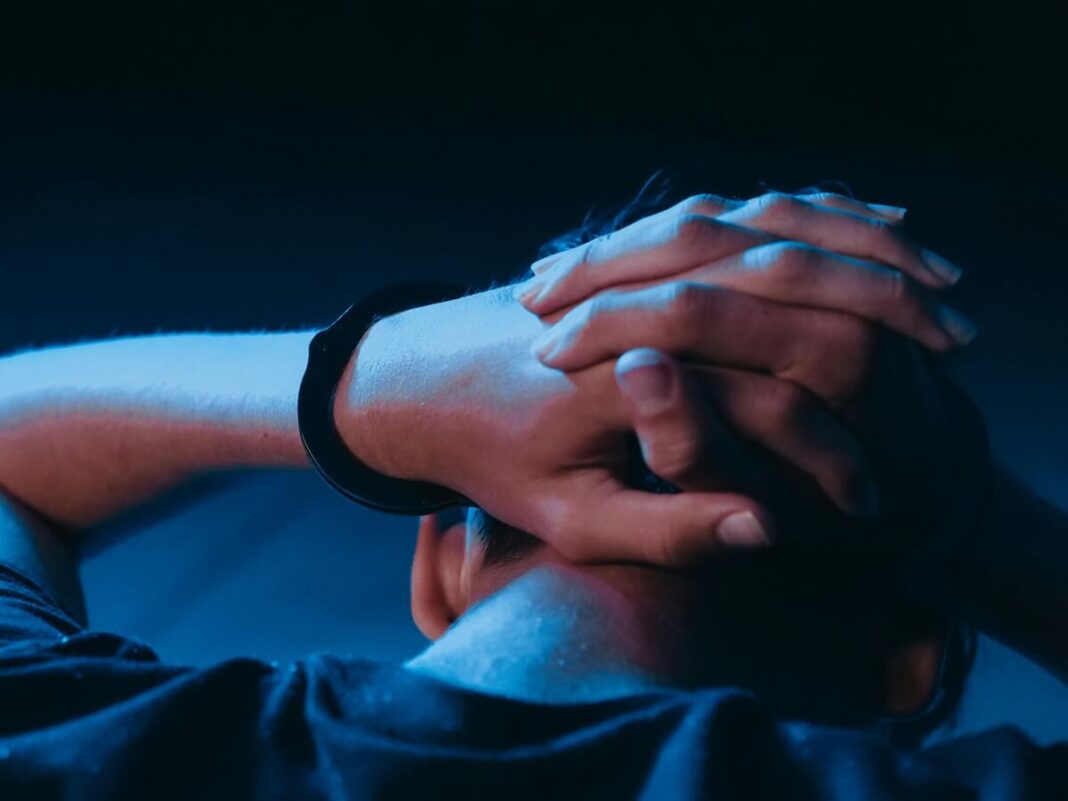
left=536, top=285, right=985, bottom=552
left=334, top=287, right=779, bottom=567
left=517, top=191, right=986, bottom=554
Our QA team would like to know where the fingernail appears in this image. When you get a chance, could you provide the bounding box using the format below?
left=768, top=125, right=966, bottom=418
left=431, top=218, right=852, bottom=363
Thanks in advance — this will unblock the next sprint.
left=514, top=275, right=549, bottom=305
left=852, top=480, right=881, bottom=518
left=616, top=352, right=673, bottom=414
left=868, top=203, right=908, bottom=221
left=921, top=248, right=964, bottom=285
left=717, top=512, right=772, bottom=548
left=936, top=305, right=979, bottom=345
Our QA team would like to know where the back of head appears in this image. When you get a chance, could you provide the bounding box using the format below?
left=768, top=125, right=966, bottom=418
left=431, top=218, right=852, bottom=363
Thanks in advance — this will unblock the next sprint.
left=422, top=178, right=975, bottom=745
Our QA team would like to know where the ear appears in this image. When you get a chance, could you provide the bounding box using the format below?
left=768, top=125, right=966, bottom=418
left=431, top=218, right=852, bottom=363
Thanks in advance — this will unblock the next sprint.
left=883, top=636, right=945, bottom=716
left=411, top=513, right=471, bottom=640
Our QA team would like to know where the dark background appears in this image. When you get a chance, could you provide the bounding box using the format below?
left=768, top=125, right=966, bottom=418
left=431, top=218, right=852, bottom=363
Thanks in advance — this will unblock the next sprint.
left=0, top=2, right=1065, bottom=743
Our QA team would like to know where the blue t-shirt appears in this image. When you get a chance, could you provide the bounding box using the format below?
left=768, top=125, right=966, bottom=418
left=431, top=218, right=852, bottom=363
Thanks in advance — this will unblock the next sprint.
left=0, top=563, right=1064, bottom=800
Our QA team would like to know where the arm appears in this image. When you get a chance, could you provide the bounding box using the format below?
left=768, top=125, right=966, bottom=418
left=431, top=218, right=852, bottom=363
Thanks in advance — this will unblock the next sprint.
left=0, top=332, right=315, bottom=531
left=0, top=190, right=973, bottom=556
left=0, top=295, right=772, bottom=587
left=929, top=465, right=1068, bottom=683
left=0, top=331, right=325, bottom=613
left=0, top=190, right=999, bottom=594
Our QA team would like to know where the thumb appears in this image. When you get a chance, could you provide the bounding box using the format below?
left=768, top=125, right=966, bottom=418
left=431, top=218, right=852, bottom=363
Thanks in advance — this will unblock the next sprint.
left=614, top=348, right=763, bottom=495
left=606, top=347, right=775, bottom=556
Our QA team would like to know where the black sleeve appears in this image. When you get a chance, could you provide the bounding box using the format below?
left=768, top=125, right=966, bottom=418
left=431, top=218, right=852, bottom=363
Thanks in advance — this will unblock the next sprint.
left=0, top=559, right=283, bottom=800
left=0, top=561, right=83, bottom=650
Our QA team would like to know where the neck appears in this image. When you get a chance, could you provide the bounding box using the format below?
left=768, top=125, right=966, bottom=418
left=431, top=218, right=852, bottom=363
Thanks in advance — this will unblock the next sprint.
left=406, top=563, right=698, bottom=703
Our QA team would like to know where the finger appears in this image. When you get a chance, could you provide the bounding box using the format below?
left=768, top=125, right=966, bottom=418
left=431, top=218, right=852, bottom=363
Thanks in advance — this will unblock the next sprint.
left=689, top=242, right=975, bottom=350
left=529, top=191, right=904, bottom=279
left=719, top=192, right=961, bottom=287
left=516, top=214, right=765, bottom=315
left=613, top=346, right=880, bottom=517
left=613, top=348, right=768, bottom=493
left=794, top=190, right=907, bottom=225
left=537, top=283, right=801, bottom=372
left=695, top=366, right=880, bottom=517
left=532, top=282, right=965, bottom=395
left=549, top=479, right=774, bottom=566
left=528, top=190, right=905, bottom=289
left=528, top=193, right=743, bottom=276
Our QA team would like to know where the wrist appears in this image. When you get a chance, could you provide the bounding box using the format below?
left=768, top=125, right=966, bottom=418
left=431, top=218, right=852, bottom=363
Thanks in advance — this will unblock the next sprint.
left=330, top=292, right=480, bottom=485
left=329, top=286, right=538, bottom=489
left=331, top=313, right=429, bottom=481
left=324, top=284, right=551, bottom=512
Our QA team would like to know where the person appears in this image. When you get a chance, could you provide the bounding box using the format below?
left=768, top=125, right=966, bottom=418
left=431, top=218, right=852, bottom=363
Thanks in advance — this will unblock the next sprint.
left=0, top=190, right=1064, bottom=799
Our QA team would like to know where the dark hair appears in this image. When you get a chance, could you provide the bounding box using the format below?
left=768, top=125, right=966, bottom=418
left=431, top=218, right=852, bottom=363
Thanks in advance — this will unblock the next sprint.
left=472, top=176, right=975, bottom=743
left=469, top=507, right=540, bottom=566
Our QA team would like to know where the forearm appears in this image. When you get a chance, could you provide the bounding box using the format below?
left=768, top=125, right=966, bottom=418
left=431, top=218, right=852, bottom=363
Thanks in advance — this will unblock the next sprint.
left=0, top=332, right=316, bottom=530
left=932, top=464, right=1068, bottom=682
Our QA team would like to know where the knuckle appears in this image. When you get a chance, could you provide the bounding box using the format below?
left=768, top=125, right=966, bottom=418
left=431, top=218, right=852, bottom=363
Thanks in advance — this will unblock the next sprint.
left=807, top=315, right=879, bottom=402
left=882, top=268, right=909, bottom=303
left=650, top=533, right=683, bottom=567
left=883, top=270, right=925, bottom=314
left=761, top=381, right=808, bottom=431
left=677, top=193, right=722, bottom=214
left=643, top=520, right=692, bottom=567
left=568, top=297, right=597, bottom=331
left=658, top=282, right=720, bottom=346
left=761, top=241, right=815, bottom=279
left=671, top=213, right=717, bottom=250
left=542, top=250, right=584, bottom=296
left=568, top=242, right=599, bottom=287
left=644, top=435, right=703, bottom=482
left=665, top=281, right=712, bottom=326
left=583, top=291, right=616, bottom=321
left=750, top=190, right=799, bottom=219
left=570, top=293, right=618, bottom=340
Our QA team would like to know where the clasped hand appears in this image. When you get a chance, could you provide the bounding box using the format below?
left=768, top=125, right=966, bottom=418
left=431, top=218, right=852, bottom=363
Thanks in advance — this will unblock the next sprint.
left=344, top=191, right=985, bottom=568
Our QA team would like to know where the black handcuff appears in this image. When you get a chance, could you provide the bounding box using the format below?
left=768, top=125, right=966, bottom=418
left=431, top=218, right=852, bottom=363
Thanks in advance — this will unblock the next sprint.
left=297, top=282, right=471, bottom=514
